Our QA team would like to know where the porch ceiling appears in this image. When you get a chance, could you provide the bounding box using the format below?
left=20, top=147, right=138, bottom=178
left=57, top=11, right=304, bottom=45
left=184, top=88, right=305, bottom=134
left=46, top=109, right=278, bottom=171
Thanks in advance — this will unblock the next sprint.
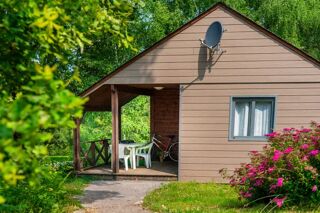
left=83, top=84, right=179, bottom=112
left=84, top=85, right=133, bottom=111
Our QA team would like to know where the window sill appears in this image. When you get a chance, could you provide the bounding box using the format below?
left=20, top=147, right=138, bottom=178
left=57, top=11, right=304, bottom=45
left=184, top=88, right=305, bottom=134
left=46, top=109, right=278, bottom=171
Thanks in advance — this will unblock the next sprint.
left=228, top=137, right=268, bottom=142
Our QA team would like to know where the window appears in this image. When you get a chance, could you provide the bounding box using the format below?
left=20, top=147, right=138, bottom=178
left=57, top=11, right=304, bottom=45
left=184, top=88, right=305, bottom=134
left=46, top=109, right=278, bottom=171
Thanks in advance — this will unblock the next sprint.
left=230, top=97, right=275, bottom=140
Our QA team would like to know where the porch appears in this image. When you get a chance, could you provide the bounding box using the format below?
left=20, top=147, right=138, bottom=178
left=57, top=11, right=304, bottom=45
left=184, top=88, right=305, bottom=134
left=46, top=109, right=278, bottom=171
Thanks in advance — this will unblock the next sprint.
left=74, top=84, right=180, bottom=179
left=78, top=161, right=177, bottom=181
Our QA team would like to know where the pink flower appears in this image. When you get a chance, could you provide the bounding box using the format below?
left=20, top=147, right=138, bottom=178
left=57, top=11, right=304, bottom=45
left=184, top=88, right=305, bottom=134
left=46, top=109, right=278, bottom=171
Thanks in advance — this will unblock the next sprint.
left=265, top=132, right=277, bottom=138
left=283, top=147, right=293, bottom=154
left=268, top=167, right=275, bottom=173
left=283, top=128, right=292, bottom=131
left=273, top=150, right=283, bottom=161
left=301, top=128, right=311, bottom=133
left=254, top=178, right=264, bottom=186
left=245, top=164, right=252, bottom=169
left=309, top=150, right=319, bottom=156
left=248, top=171, right=256, bottom=178
left=273, top=197, right=286, bottom=208
left=258, top=162, right=267, bottom=172
left=277, top=178, right=284, bottom=187
left=243, top=192, right=252, bottom=198
left=270, top=184, right=277, bottom=190
left=302, top=155, right=309, bottom=162
left=312, top=185, right=317, bottom=192
left=248, top=167, right=257, bottom=177
left=240, top=177, right=247, bottom=184
left=293, top=135, right=300, bottom=142
left=250, top=150, right=259, bottom=155
left=300, top=144, right=309, bottom=150
left=311, top=136, right=318, bottom=143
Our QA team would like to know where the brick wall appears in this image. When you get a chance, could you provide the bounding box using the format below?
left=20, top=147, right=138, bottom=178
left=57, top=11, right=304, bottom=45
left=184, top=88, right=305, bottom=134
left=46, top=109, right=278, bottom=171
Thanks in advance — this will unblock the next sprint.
left=151, top=88, right=179, bottom=140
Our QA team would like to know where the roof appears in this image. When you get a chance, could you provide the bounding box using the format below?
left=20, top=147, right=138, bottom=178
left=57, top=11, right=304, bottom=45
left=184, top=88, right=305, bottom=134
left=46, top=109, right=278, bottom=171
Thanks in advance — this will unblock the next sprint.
left=80, top=2, right=320, bottom=98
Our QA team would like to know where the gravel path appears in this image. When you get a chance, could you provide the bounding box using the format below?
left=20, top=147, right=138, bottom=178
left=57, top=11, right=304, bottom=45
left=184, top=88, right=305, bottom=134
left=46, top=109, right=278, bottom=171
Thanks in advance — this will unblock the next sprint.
left=75, top=180, right=164, bottom=213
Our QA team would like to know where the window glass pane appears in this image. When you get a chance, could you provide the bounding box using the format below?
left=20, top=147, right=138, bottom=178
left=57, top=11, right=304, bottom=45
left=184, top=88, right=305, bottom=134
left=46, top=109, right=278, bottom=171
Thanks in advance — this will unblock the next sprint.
left=234, top=102, right=250, bottom=136
left=253, top=102, right=272, bottom=136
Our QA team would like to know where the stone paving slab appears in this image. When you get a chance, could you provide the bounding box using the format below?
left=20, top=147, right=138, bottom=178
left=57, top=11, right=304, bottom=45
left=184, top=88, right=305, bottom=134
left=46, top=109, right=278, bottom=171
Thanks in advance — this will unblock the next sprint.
left=75, top=180, right=164, bottom=213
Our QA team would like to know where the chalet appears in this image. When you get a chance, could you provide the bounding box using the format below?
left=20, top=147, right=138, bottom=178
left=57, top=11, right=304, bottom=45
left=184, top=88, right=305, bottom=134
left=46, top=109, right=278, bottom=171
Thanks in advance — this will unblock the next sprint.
left=75, top=2, right=320, bottom=182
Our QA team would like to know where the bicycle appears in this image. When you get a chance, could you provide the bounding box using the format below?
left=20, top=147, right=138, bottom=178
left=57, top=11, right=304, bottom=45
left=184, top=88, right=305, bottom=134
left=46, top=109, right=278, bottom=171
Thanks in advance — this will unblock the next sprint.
left=152, top=134, right=179, bottom=162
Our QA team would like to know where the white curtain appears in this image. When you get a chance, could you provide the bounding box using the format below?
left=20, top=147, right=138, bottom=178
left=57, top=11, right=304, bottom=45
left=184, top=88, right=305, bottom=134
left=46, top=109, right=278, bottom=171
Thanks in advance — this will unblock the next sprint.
left=234, top=102, right=249, bottom=136
left=254, top=102, right=272, bottom=136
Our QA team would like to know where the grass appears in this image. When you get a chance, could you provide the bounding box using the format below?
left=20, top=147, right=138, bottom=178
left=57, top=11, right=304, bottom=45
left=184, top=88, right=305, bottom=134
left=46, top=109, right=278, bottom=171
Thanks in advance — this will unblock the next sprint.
left=143, top=182, right=319, bottom=213
left=62, top=175, right=94, bottom=212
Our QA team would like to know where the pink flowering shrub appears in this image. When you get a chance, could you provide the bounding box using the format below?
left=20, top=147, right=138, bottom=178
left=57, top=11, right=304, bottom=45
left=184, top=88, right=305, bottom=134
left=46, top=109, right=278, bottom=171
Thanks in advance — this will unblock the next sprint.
left=220, top=122, right=320, bottom=208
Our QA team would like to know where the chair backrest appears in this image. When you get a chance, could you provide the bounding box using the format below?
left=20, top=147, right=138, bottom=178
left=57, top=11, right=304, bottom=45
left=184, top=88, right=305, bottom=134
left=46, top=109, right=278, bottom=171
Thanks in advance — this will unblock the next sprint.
left=110, top=144, right=129, bottom=159
left=146, top=142, right=154, bottom=155
left=136, top=142, right=154, bottom=155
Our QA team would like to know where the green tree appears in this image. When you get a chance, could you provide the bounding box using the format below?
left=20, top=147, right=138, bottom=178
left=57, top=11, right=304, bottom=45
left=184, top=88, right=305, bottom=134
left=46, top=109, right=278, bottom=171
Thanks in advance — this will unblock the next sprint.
left=0, top=0, right=139, bottom=204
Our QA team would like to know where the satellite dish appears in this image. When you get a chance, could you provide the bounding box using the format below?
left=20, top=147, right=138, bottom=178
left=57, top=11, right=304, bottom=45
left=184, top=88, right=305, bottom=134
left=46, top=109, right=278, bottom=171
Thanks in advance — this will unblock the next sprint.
left=200, top=21, right=224, bottom=53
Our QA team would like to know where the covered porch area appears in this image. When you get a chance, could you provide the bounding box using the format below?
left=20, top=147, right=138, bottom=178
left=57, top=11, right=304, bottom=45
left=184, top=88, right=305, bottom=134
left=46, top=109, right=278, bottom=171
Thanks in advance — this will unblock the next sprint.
left=73, top=84, right=179, bottom=180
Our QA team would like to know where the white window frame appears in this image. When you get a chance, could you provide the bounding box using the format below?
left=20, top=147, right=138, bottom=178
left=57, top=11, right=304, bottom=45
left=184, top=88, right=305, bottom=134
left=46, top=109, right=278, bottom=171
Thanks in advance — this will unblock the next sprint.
left=229, top=96, right=276, bottom=141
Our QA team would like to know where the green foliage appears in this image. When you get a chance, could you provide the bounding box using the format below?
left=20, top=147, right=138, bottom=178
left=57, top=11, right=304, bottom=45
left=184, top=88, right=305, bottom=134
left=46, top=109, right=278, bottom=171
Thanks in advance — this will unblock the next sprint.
left=80, top=96, right=150, bottom=143
left=0, top=0, right=138, bottom=205
left=0, top=172, right=91, bottom=213
left=0, top=66, right=86, bottom=200
left=244, top=0, right=320, bottom=60
left=122, top=96, right=150, bottom=142
left=49, top=128, right=73, bottom=156
left=43, top=156, right=74, bottom=173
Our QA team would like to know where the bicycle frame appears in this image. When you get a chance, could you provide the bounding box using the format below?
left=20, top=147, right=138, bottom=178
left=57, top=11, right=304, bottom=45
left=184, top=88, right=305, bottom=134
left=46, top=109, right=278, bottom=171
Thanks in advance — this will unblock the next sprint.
left=152, top=134, right=179, bottom=162
left=152, top=135, right=170, bottom=155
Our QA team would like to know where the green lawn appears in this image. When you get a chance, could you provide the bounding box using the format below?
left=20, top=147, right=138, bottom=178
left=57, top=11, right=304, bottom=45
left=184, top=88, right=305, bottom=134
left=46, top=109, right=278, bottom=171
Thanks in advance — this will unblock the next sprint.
left=143, top=182, right=319, bottom=213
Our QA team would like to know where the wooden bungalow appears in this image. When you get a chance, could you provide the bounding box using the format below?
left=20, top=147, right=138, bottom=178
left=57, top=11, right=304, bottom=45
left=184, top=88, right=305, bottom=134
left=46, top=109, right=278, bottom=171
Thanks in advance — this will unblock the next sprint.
left=74, top=2, right=320, bottom=182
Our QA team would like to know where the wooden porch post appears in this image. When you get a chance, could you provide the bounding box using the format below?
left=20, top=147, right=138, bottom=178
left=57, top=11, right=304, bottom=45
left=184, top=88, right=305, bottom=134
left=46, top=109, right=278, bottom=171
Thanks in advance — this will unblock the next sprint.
left=111, top=85, right=120, bottom=173
left=73, top=118, right=81, bottom=171
left=119, top=106, right=122, bottom=141
left=150, top=95, right=155, bottom=138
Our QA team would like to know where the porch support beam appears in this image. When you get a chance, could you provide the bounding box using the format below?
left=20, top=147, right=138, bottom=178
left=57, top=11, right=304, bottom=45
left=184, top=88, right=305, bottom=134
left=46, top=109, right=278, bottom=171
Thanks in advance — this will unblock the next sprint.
left=73, top=118, right=81, bottom=171
left=119, top=105, right=122, bottom=141
left=117, top=85, right=153, bottom=96
left=150, top=95, right=155, bottom=138
left=111, top=85, right=120, bottom=173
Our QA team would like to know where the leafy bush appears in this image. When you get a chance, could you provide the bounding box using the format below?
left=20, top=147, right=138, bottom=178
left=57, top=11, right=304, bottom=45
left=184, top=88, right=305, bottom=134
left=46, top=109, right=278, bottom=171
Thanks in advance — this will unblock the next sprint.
left=43, top=156, right=74, bottom=173
left=0, top=0, right=139, bottom=204
left=221, top=122, right=320, bottom=208
left=0, top=170, right=88, bottom=213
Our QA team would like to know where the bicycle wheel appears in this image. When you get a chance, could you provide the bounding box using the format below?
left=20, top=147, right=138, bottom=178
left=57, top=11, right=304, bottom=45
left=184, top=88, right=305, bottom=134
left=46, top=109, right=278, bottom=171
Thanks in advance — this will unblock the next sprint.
left=168, top=142, right=179, bottom=162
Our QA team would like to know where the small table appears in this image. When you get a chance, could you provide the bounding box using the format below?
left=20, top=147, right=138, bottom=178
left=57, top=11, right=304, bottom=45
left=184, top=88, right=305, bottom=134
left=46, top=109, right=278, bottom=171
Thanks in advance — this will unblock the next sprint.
left=109, top=143, right=142, bottom=170
left=123, top=143, right=142, bottom=169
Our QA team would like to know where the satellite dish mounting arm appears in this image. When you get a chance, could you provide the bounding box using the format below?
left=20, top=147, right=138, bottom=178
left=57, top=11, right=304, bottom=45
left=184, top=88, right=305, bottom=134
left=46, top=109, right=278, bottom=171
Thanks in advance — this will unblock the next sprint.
left=199, top=39, right=223, bottom=54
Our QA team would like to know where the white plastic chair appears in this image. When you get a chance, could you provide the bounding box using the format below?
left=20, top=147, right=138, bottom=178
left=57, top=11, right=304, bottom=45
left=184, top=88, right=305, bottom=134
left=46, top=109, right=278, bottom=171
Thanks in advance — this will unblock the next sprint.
left=136, top=143, right=153, bottom=168
left=120, top=144, right=132, bottom=171
left=110, top=144, right=131, bottom=171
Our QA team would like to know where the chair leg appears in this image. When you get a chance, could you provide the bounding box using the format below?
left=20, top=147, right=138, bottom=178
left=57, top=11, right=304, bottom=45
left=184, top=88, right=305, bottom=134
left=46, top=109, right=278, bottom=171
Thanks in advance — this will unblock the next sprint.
left=149, top=157, right=152, bottom=168
left=145, top=156, right=149, bottom=168
left=124, top=158, right=128, bottom=171
left=130, top=155, right=133, bottom=169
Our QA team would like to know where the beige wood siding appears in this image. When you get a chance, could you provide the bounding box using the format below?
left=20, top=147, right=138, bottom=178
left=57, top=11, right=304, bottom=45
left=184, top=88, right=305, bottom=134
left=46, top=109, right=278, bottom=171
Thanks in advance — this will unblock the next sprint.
left=106, top=7, right=320, bottom=85
left=179, top=83, right=320, bottom=182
